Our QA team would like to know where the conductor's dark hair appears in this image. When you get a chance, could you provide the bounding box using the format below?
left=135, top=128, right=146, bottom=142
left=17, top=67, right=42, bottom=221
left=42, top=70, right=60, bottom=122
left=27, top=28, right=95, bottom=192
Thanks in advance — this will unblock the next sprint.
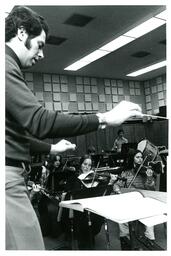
left=5, top=6, right=49, bottom=42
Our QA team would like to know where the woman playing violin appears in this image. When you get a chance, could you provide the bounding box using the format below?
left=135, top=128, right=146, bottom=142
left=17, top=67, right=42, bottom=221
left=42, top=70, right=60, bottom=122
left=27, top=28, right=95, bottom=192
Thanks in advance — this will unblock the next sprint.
left=66, top=154, right=116, bottom=190
left=113, top=149, right=156, bottom=250
left=62, top=154, right=116, bottom=250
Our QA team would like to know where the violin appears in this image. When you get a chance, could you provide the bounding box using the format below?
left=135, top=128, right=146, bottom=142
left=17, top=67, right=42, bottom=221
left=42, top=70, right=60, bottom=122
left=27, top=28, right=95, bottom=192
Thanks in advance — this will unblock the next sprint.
left=81, top=170, right=126, bottom=183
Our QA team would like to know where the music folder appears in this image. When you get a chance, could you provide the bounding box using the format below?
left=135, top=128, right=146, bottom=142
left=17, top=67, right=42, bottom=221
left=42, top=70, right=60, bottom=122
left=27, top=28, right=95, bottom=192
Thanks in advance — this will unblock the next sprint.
left=59, top=191, right=167, bottom=224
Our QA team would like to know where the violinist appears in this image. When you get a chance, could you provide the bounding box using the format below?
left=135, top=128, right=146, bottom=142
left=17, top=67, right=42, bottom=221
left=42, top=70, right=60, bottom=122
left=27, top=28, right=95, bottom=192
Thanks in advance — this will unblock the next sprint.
left=63, top=154, right=116, bottom=250
left=113, top=149, right=156, bottom=250
left=67, top=154, right=116, bottom=190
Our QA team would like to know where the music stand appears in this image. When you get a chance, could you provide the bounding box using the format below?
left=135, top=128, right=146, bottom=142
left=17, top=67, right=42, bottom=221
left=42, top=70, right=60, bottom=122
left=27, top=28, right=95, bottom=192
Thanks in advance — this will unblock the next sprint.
left=64, top=185, right=113, bottom=249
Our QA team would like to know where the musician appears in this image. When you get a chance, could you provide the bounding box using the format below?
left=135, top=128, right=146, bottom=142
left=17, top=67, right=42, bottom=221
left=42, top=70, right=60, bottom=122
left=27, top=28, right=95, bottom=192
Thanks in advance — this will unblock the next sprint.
left=61, top=154, right=116, bottom=249
left=65, top=154, right=116, bottom=190
left=113, top=149, right=156, bottom=250
left=112, top=129, right=128, bottom=152
left=43, top=154, right=76, bottom=193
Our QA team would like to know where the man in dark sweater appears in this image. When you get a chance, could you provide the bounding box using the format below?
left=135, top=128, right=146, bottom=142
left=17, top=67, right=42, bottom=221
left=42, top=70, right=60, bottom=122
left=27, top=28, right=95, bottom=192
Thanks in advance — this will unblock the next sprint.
left=5, top=6, right=142, bottom=250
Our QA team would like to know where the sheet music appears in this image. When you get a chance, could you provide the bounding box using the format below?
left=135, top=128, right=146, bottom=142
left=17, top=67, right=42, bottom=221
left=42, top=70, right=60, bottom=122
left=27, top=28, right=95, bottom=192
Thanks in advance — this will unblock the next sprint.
left=60, top=191, right=167, bottom=224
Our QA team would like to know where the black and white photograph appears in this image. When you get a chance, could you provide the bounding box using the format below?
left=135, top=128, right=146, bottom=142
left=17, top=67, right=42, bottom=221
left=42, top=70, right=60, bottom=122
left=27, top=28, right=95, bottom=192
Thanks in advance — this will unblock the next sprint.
left=2, top=0, right=168, bottom=254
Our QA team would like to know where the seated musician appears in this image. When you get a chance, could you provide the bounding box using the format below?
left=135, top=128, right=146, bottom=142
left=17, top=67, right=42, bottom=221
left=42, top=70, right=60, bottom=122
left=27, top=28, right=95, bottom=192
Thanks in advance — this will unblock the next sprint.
left=62, top=154, right=116, bottom=250
left=45, top=154, right=76, bottom=193
left=113, top=149, right=157, bottom=250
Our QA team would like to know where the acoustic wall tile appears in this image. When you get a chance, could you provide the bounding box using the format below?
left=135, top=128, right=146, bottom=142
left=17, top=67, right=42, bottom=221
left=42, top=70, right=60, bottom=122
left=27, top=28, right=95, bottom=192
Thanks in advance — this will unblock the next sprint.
left=45, top=102, right=53, bottom=110
left=98, top=103, right=106, bottom=112
left=62, top=102, right=69, bottom=111
left=90, top=77, right=97, bottom=85
left=135, top=81, right=140, bottom=89
left=118, top=88, right=123, bottom=95
left=159, top=100, right=165, bottom=107
left=60, top=75, right=68, bottom=84
left=85, top=103, right=92, bottom=111
left=84, top=85, right=91, bottom=93
left=112, top=88, right=117, bottom=94
left=117, top=80, right=123, bottom=87
left=25, top=72, right=33, bottom=81
left=145, top=88, right=150, bottom=95
left=105, top=95, right=112, bottom=103
left=85, top=94, right=91, bottom=102
left=44, top=83, right=52, bottom=92
left=69, top=102, right=78, bottom=112
left=144, top=81, right=150, bottom=87
left=135, top=88, right=141, bottom=95
left=92, top=103, right=98, bottom=111
left=43, top=92, right=52, bottom=102
left=130, top=88, right=135, bottom=95
left=52, top=74, right=60, bottom=83
left=68, top=82, right=76, bottom=93
left=111, top=79, right=117, bottom=87
left=156, top=76, right=162, bottom=84
left=84, top=77, right=90, bottom=85
left=52, top=83, right=61, bottom=92
left=77, top=84, right=84, bottom=93
left=43, top=74, right=51, bottom=82
left=104, top=79, right=110, bottom=86
left=61, top=93, right=69, bottom=102
left=35, top=92, right=44, bottom=101
left=146, top=103, right=152, bottom=110
left=53, top=93, right=61, bottom=101
left=78, top=102, right=85, bottom=111
left=157, top=84, right=163, bottom=92
left=118, top=95, right=124, bottom=102
left=99, top=94, right=105, bottom=102
left=91, top=94, right=98, bottom=102
left=129, top=81, right=134, bottom=88
left=112, top=95, right=118, bottom=103
left=69, top=93, right=77, bottom=102
left=106, top=103, right=113, bottom=111
left=151, top=86, right=157, bottom=94
left=105, top=87, right=111, bottom=94
left=77, top=93, right=84, bottom=102
left=76, top=76, right=83, bottom=84
left=91, top=85, right=98, bottom=93
left=158, top=92, right=164, bottom=100
left=54, top=102, right=62, bottom=111
left=145, top=95, right=151, bottom=103
left=61, top=84, right=68, bottom=92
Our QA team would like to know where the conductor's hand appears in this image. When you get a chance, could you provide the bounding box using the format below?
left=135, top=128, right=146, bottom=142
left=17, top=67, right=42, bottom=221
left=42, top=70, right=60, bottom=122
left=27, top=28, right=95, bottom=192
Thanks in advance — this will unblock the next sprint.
left=50, top=139, right=76, bottom=154
left=97, top=101, right=142, bottom=126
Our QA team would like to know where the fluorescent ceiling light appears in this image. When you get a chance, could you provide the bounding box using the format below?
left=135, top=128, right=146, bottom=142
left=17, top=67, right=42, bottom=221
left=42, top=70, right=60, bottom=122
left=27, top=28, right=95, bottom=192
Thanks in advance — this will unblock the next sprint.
left=64, top=9, right=166, bottom=71
left=64, top=61, right=90, bottom=71
left=155, top=10, right=166, bottom=20
left=100, top=35, right=135, bottom=52
left=124, top=17, right=165, bottom=38
left=64, top=50, right=109, bottom=71
left=126, top=60, right=166, bottom=77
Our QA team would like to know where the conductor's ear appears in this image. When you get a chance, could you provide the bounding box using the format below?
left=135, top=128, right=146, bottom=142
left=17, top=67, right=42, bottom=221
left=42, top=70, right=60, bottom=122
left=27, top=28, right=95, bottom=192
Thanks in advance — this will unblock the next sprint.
left=17, top=26, right=27, bottom=41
